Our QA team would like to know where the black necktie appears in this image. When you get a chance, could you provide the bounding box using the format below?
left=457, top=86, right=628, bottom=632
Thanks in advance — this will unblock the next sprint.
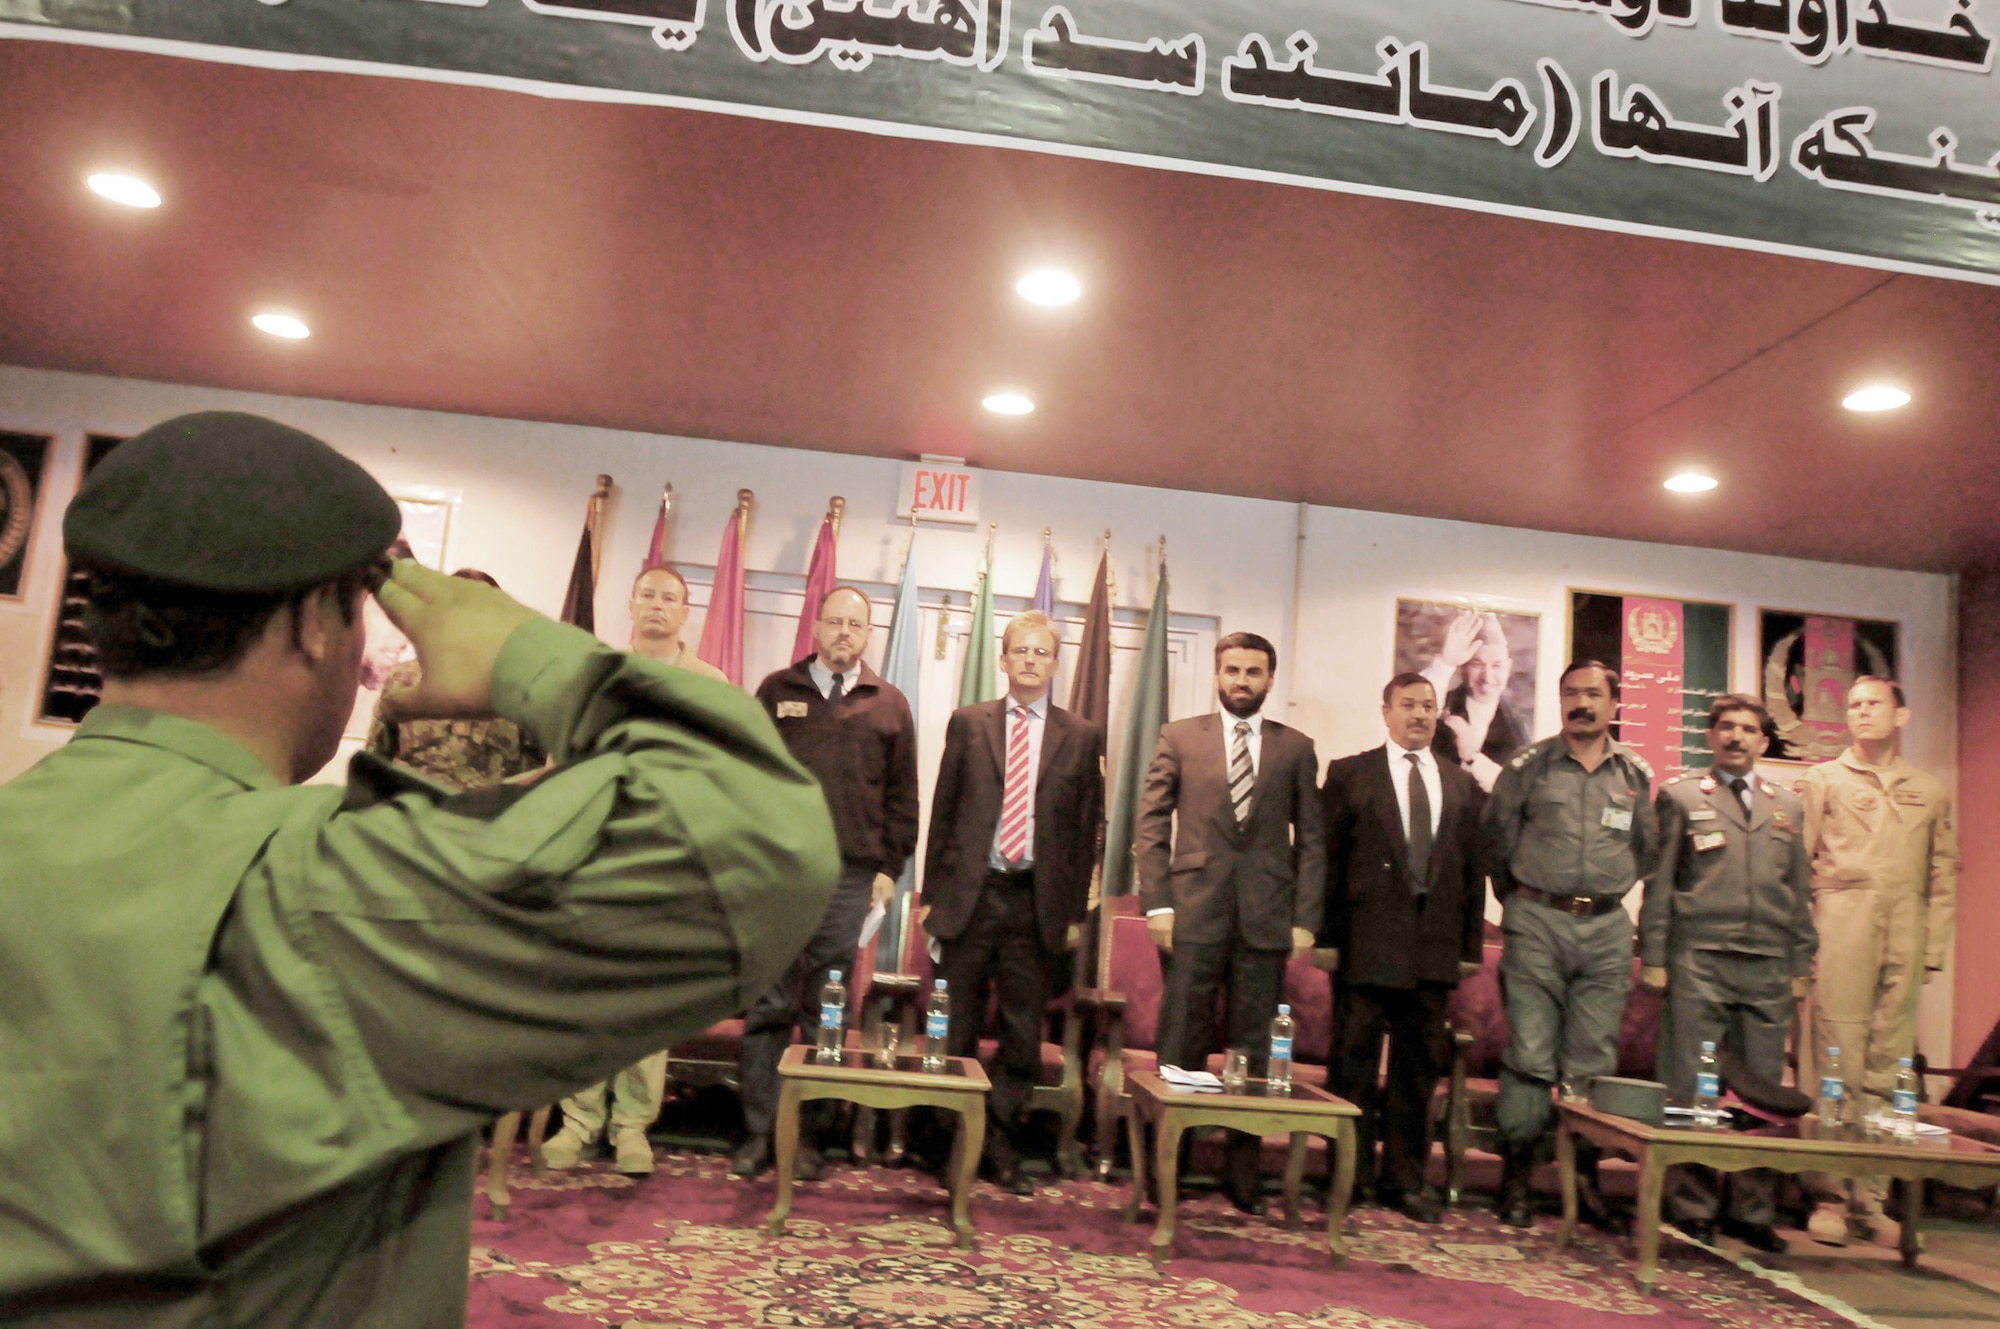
left=1406, top=751, right=1432, bottom=888
left=827, top=672, right=846, bottom=705
left=1728, top=775, right=1751, bottom=815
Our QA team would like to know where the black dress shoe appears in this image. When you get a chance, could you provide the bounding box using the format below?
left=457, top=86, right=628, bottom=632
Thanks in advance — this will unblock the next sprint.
left=1720, top=1219, right=1788, bottom=1255
left=794, top=1143, right=825, bottom=1182
left=1498, top=1142, right=1535, bottom=1228
left=730, top=1135, right=771, bottom=1178
left=992, top=1159, right=1034, bottom=1196
left=1399, top=1192, right=1445, bottom=1224
left=1222, top=1175, right=1268, bottom=1216
left=1675, top=1217, right=1717, bottom=1244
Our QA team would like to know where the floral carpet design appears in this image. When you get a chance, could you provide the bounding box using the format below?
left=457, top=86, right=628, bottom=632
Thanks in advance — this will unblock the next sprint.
left=466, top=1152, right=1865, bottom=1329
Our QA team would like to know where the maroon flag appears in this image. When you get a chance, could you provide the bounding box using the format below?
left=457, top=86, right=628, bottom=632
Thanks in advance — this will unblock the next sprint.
left=559, top=475, right=611, bottom=633
left=790, top=498, right=844, bottom=664
left=1068, top=543, right=1113, bottom=728
left=697, top=490, right=751, bottom=685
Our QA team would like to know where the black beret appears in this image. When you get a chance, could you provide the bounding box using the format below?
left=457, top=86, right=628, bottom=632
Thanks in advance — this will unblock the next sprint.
left=64, top=412, right=401, bottom=594
left=1719, top=1045, right=1813, bottom=1119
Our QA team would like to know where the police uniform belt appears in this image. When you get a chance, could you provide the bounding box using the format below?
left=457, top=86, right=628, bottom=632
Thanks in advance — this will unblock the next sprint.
left=1516, top=884, right=1626, bottom=917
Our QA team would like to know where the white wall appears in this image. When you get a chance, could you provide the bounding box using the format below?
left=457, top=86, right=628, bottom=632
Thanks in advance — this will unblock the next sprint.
left=0, top=364, right=1959, bottom=1056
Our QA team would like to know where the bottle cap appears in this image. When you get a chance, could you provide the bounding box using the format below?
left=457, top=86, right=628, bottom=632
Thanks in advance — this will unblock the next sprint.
left=935, top=979, right=947, bottom=990
left=1828, top=1047, right=1840, bottom=1057
left=1701, top=1041, right=1715, bottom=1052
left=1899, top=1056, right=1913, bottom=1068
left=830, top=970, right=842, bottom=982
left=1278, top=1004, right=1291, bottom=1016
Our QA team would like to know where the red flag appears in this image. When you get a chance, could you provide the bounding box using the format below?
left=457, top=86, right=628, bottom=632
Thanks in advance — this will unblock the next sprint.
left=642, top=485, right=672, bottom=571
left=790, top=501, right=842, bottom=664
left=697, top=494, right=749, bottom=686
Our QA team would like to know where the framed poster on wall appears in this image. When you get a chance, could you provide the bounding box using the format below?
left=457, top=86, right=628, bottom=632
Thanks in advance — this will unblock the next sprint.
left=344, top=488, right=461, bottom=741
left=1394, top=595, right=1539, bottom=793
left=37, top=435, right=126, bottom=726
left=1757, top=608, right=1898, bottom=766
left=1567, top=590, right=1732, bottom=788
left=0, top=431, right=51, bottom=602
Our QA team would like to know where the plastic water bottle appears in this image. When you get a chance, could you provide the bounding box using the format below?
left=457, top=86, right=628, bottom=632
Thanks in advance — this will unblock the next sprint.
left=1892, top=1057, right=1919, bottom=1140
left=1266, top=1004, right=1295, bottom=1096
left=815, top=970, right=846, bottom=1063
left=1694, top=1041, right=1722, bottom=1127
left=922, top=979, right=950, bottom=1073
left=1818, top=1046, right=1845, bottom=1127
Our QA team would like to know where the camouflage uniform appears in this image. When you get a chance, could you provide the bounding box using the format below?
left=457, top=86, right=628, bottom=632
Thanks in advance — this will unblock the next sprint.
left=366, top=659, right=546, bottom=789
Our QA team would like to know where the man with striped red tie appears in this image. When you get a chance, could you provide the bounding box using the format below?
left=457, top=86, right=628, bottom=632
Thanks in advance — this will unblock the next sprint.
left=921, top=610, right=1105, bottom=1193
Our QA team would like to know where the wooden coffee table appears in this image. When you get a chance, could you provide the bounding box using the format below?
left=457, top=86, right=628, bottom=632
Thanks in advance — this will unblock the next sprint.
left=765, top=1043, right=990, bottom=1249
left=1556, top=1100, right=2000, bottom=1292
left=1123, top=1068, right=1360, bottom=1267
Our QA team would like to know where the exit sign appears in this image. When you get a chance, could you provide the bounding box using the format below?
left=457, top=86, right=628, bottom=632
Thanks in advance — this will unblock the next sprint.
left=896, top=460, right=980, bottom=525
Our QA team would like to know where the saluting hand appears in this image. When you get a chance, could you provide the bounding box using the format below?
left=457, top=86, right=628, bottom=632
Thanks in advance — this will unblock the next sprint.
left=374, top=560, right=541, bottom=722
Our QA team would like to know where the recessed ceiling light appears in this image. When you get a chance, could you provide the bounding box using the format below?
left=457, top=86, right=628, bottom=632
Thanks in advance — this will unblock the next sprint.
left=251, top=312, right=311, bottom=340
left=1015, top=268, right=1081, bottom=307
left=86, top=172, right=160, bottom=209
left=1842, top=384, right=1910, bottom=412
left=1664, top=469, right=1718, bottom=494
left=982, top=391, right=1034, bottom=416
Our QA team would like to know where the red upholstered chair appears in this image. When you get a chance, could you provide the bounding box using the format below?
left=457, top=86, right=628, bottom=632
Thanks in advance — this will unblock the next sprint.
left=863, top=905, right=1090, bottom=1176
left=1086, top=896, right=1335, bottom=1179
left=1437, top=920, right=1663, bottom=1203
left=661, top=939, right=878, bottom=1095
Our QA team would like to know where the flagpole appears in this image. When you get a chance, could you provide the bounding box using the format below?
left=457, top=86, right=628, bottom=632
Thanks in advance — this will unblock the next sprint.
left=736, top=488, right=754, bottom=553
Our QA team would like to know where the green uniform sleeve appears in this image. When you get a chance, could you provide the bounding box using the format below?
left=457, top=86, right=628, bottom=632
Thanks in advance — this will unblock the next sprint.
left=1639, top=788, right=1683, bottom=969
left=1925, top=787, right=1958, bottom=971
left=277, top=618, right=841, bottom=1118
left=1786, top=802, right=1818, bottom=979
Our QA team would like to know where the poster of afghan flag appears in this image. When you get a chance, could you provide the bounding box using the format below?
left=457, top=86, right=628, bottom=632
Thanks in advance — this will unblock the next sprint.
left=1569, top=591, right=1732, bottom=790
left=1756, top=609, right=1899, bottom=765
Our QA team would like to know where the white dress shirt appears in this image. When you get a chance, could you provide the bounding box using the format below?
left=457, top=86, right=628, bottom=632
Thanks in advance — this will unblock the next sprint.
left=988, top=691, right=1050, bottom=870
left=1387, top=740, right=1443, bottom=843
left=807, top=657, right=861, bottom=700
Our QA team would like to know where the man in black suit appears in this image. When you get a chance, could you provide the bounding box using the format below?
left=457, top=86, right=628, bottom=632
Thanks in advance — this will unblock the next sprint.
left=923, top=610, right=1105, bottom=1193
left=1136, top=631, right=1326, bottom=1213
left=1317, top=672, right=1487, bottom=1223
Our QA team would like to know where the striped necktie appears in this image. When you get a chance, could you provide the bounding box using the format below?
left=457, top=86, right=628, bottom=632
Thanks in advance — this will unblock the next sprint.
left=998, top=705, right=1032, bottom=862
left=1230, top=720, right=1254, bottom=826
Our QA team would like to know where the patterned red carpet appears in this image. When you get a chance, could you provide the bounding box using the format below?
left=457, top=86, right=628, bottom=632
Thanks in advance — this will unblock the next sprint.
left=467, top=1151, right=1863, bottom=1329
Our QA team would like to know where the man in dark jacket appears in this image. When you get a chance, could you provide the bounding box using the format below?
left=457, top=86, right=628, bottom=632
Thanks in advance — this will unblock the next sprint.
left=737, top=586, right=920, bottom=1179
left=1318, top=673, right=1486, bottom=1222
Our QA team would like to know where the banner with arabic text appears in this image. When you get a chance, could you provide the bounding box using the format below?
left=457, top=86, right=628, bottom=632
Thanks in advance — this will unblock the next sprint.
left=5, top=0, right=1997, bottom=279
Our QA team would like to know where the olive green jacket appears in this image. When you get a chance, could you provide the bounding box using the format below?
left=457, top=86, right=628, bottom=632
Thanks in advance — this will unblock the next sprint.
left=0, top=618, right=839, bottom=1326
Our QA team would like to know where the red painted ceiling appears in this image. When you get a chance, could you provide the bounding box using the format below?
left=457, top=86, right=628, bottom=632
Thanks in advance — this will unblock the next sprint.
left=2, top=38, right=1997, bottom=573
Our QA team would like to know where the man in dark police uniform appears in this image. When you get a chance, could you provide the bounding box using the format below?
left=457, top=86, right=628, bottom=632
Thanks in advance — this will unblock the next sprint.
left=0, top=412, right=839, bottom=1328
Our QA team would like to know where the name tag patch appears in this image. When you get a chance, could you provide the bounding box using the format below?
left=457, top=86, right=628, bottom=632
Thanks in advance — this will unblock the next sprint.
left=1601, top=806, right=1633, bottom=832
left=1688, top=808, right=1718, bottom=822
left=776, top=700, right=810, bottom=718
left=1692, top=830, right=1727, bottom=852
left=1890, top=789, right=1928, bottom=806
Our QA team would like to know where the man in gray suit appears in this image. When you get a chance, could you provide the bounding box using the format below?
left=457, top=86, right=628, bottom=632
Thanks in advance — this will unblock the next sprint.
left=1640, top=693, right=1815, bottom=1254
left=1136, top=631, right=1326, bottom=1212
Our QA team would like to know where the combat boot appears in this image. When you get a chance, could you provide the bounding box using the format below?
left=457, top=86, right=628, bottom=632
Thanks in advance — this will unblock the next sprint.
left=1497, top=1140, right=1536, bottom=1228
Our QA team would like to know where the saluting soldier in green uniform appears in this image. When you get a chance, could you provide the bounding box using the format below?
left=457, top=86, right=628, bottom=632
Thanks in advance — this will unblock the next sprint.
left=0, top=412, right=839, bottom=1328
left=1483, top=660, right=1660, bottom=1231
left=1640, top=693, right=1815, bottom=1254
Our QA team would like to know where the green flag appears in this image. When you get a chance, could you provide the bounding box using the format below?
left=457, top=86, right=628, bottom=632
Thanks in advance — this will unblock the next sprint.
left=958, top=562, right=1000, bottom=707
left=1101, top=558, right=1169, bottom=898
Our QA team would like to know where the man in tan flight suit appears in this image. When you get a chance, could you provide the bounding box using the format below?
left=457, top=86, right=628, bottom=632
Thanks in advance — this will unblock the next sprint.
left=545, top=563, right=731, bottom=1174
left=1800, top=675, right=1957, bottom=1245
left=0, top=412, right=838, bottom=1327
